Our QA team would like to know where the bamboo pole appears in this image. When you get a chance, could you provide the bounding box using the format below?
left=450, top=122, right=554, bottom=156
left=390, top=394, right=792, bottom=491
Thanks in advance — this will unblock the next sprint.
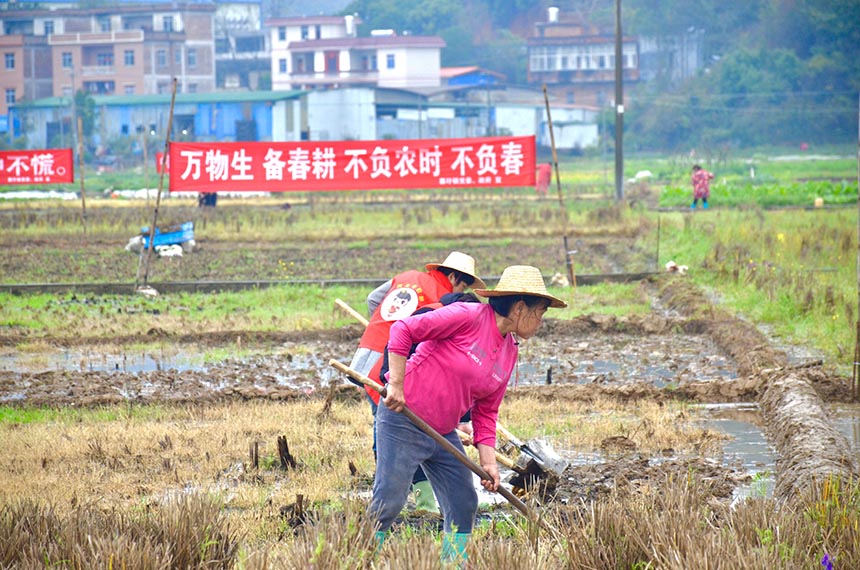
left=135, top=78, right=178, bottom=290
left=76, top=116, right=87, bottom=239
left=543, top=85, right=576, bottom=288
left=853, top=92, right=860, bottom=401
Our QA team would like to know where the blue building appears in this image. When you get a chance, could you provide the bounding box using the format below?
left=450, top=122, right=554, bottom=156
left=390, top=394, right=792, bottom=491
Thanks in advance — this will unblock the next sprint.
left=10, top=90, right=306, bottom=149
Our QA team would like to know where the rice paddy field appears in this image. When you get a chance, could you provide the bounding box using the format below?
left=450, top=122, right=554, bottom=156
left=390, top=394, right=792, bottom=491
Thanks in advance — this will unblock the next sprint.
left=1, top=148, right=859, bottom=568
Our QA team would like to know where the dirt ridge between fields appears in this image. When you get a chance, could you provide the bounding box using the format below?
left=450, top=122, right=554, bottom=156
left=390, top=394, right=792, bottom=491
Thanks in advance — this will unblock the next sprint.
left=658, top=277, right=859, bottom=499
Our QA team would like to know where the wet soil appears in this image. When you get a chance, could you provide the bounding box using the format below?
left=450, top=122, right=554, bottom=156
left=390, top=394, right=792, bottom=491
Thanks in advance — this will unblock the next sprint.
left=1, top=315, right=849, bottom=409
left=2, top=202, right=857, bottom=510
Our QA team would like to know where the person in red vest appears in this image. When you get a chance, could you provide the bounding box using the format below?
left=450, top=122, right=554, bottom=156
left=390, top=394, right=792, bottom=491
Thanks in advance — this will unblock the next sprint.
left=349, top=251, right=486, bottom=394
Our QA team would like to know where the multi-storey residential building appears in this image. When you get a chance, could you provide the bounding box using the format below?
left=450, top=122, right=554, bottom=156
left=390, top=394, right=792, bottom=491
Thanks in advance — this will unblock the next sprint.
left=0, top=34, right=30, bottom=126
left=0, top=2, right=217, bottom=132
left=268, top=15, right=445, bottom=91
left=214, top=0, right=268, bottom=90
left=527, top=7, right=639, bottom=107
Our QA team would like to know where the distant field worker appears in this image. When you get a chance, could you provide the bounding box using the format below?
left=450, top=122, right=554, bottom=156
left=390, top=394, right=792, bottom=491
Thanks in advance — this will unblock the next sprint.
left=691, top=164, right=715, bottom=209
left=536, top=162, right=552, bottom=196
left=370, top=265, right=567, bottom=565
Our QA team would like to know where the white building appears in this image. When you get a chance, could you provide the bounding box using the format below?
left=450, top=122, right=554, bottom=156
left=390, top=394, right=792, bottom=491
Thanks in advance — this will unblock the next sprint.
left=267, top=15, right=444, bottom=91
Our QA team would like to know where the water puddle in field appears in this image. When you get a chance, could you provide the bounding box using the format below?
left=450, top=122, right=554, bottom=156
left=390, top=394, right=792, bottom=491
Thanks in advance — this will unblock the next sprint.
left=832, top=403, right=860, bottom=454
left=697, top=403, right=776, bottom=501
left=0, top=348, right=206, bottom=373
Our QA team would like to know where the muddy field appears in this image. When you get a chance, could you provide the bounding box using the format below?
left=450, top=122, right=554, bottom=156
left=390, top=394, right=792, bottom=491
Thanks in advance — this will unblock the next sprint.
left=2, top=277, right=856, bottom=510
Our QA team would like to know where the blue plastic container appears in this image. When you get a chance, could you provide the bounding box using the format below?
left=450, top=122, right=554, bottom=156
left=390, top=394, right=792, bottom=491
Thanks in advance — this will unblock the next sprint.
left=141, top=221, right=194, bottom=249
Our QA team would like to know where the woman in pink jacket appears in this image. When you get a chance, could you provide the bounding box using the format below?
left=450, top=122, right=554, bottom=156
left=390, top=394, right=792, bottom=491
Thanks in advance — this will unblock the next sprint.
left=369, top=265, right=566, bottom=564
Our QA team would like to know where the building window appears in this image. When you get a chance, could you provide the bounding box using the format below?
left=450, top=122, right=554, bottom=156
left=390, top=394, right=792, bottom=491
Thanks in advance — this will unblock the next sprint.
left=44, top=20, right=54, bottom=35
left=371, top=55, right=377, bottom=70
left=62, top=52, right=72, bottom=68
left=97, top=53, right=114, bottom=66
left=300, top=25, right=309, bottom=39
left=157, top=50, right=166, bottom=67
left=188, top=83, right=197, bottom=93
left=174, top=50, right=182, bottom=66
left=4, top=53, right=14, bottom=70
left=124, top=50, right=134, bottom=66
left=278, top=26, right=286, bottom=41
left=5, top=89, right=15, bottom=105
left=315, top=25, right=321, bottom=38
left=187, top=48, right=196, bottom=67
left=124, top=84, right=135, bottom=94
left=121, top=125, right=129, bottom=135
left=598, top=55, right=606, bottom=69
left=98, top=17, right=110, bottom=32
left=386, top=54, right=395, bottom=69
left=163, top=16, right=174, bottom=32
left=279, top=58, right=287, bottom=73
left=609, top=55, right=615, bottom=69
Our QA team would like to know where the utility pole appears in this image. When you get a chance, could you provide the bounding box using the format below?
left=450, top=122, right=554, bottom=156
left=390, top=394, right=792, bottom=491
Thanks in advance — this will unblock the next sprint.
left=614, top=0, right=624, bottom=201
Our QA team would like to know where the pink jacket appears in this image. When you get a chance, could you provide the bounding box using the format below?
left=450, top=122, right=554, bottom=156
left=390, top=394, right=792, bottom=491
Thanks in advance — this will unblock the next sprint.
left=387, top=302, right=517, bottom=447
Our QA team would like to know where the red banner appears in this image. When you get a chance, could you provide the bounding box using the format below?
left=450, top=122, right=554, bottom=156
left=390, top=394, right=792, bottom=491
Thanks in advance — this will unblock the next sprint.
left=0, top=149, right=74, bottom=185
left=168, top=136, right=536, bottom=192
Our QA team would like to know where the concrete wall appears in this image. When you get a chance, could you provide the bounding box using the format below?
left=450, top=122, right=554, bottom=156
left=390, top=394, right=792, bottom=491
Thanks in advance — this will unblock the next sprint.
left=307, top=88, right=375, bottom=141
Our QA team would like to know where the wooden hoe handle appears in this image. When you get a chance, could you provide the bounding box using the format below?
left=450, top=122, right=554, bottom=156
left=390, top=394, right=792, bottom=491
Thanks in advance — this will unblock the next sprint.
left=334, top=298, right=370, bottom=326
left=329, top=359, right=534, bottom=521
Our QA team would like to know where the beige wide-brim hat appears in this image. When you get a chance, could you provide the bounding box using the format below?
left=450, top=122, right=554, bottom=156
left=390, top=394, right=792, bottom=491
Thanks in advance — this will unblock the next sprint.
left=474, top=265, right=567, bottom=308
left=425, top=251, right=487, bottom=289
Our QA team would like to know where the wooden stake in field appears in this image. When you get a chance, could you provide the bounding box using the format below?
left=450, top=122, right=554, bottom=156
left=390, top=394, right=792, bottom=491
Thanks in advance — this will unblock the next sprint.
left=543, top=85, right=576, bottom=288
left=135, top=78, right=178, bottom=291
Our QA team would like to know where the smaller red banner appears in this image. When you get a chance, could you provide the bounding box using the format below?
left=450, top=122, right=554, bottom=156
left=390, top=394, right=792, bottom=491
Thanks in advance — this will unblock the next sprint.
left=0, top=149, right=74, bottom=185
left=156, top=152, right=170, bottom=173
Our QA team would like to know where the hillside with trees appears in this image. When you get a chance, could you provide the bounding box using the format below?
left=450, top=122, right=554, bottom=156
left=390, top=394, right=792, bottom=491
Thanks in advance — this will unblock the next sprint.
left=342, top=0, right=860, bottom=150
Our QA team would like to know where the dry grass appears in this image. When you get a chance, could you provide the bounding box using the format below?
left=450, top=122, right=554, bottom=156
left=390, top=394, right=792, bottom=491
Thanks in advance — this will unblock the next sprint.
left=2, top=396, right=859, bottom=567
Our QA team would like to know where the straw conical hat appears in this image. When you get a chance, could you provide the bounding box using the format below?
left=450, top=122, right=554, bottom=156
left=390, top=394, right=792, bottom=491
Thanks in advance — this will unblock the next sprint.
left=426, top=251, right=487, bottom=289
left=474, top=265, right=567, bottom=308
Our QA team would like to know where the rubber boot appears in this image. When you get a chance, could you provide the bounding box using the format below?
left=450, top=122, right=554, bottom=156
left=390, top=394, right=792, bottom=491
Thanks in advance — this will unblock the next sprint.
left=412, top=480, right=440, bottom=513
left=374, top=530, right=386, bottom=554
left=691, top=202, right=697, bottom=209
left=441, top=532, right=469, bottom=567
left=703, top=200, right=709, bottom=209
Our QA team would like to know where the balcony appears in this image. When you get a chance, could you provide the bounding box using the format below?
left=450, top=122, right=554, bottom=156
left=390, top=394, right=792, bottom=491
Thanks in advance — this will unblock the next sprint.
left=48, top=30, right=144, bottom=46
left=289, top=69, right=379, bottom=85
left=80, top=65, right=115, bottom=76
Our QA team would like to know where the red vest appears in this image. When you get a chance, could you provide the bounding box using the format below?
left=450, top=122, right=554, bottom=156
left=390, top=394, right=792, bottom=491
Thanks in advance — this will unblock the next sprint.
left=358, top=269, right=453, bottom=352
